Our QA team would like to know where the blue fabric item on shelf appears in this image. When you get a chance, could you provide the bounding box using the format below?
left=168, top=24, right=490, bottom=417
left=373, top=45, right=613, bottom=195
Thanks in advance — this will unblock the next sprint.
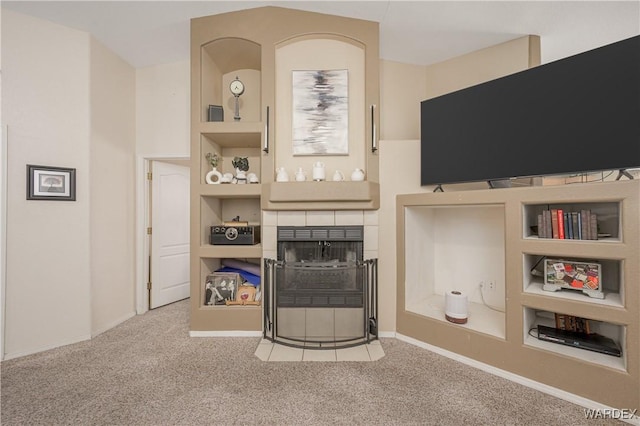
left=215, top=266, right=260, bottom=286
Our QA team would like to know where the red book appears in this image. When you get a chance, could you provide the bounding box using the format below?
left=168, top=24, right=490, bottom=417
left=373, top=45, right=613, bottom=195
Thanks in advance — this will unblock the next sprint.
left=557, top=209, right=565, bottom=239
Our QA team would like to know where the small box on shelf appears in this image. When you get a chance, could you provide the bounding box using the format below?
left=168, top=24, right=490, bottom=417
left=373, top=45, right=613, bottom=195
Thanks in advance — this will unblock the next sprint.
left=543, top=258, right=603, bottom=299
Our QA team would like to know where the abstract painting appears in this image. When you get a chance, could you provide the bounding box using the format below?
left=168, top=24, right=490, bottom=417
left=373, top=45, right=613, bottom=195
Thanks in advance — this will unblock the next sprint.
left=292, top=69, right=348, bottom=155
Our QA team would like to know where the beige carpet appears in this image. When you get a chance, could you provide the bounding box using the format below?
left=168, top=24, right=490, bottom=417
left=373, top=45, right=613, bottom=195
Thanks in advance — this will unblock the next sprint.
left=1, top=299, right=620, bottom=425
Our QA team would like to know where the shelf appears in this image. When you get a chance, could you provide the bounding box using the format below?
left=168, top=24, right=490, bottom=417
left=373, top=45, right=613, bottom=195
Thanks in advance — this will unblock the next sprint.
left=199, top=244, right=262, bottom=258
left=199, top=304, right=262, bottom=311
left=523, top=200, right=621, bottom=240
left=523, top=333, right=626, bottom=372
left=523, top=279, right=623, bottom=308
left=523, top=307, right=626, bottom=372
left=523, top=254, right=623, bottom=308
left=262, top=181, right=380, bottom=210
left=200, top=184, right=261, bottom=198
left=199, top=123, right=263, bottom=147
left=406, top=294, right=505, bottom=339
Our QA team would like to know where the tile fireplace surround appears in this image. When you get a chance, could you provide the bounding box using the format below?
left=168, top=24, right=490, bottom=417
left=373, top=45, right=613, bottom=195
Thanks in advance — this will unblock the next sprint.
left=261, top=210, right=379, bottom=261
left=261, top=209, right=380, bottom=350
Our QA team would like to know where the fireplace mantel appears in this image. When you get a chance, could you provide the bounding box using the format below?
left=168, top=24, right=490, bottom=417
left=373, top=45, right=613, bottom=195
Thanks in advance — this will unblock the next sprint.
left=261, top=181, right=380, bottom=211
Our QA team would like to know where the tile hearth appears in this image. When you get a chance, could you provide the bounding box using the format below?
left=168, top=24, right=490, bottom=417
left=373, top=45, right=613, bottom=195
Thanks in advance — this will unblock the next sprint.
left=254, top=339, right=385, bottom=362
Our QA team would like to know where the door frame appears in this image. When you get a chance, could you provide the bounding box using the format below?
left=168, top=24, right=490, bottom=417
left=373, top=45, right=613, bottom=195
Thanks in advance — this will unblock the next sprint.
left=1, top=125, right=8, bottom=360
left=135, top=154, right=190, bottom=314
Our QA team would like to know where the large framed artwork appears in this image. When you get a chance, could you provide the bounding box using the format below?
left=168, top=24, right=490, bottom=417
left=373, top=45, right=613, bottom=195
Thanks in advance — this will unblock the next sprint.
left=26, top=164, right=76, bottom=201
left=292, top=69, right=348, bottom=155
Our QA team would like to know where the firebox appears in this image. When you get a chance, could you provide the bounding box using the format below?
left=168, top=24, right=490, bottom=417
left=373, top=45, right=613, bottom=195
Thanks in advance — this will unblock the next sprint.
left=264, top=226, right=378, bottom=349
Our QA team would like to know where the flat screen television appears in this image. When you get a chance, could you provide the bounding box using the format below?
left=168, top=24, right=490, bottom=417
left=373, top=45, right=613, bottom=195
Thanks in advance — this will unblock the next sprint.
left=420, top=35, right=640, bottom=187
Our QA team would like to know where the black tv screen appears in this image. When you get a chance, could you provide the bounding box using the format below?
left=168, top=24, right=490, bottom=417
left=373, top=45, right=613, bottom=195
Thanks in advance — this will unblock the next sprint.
left=420, top=35, right=640, bottom=186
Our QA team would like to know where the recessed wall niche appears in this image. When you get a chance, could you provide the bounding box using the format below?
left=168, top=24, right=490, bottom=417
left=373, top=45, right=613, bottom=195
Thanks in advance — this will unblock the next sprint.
left=275, top=36, right=366, bottom=176
left=200, top=38, right=262, bottom=122
left=403, top=204, right=507, bottom=339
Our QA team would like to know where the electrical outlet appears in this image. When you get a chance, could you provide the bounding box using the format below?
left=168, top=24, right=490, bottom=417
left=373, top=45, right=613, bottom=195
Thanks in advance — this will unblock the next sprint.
left=487, top=281, right=496, bottom=291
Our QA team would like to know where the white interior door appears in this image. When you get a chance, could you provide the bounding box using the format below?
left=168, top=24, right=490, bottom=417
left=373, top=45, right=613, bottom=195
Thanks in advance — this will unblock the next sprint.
left=150, top=161, right=190, bottom=309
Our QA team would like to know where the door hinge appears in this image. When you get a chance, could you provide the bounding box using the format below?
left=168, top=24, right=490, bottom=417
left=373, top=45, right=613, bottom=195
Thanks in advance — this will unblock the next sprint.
left=147, top=227, right=152, bottom=235
left=147, top=282, right=152, bottom=290
left=147, top=172, right=152, bottom=180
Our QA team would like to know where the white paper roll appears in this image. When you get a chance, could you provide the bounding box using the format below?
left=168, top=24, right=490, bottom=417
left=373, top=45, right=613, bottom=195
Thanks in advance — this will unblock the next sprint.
left=445, top=290, right=468, bottom=324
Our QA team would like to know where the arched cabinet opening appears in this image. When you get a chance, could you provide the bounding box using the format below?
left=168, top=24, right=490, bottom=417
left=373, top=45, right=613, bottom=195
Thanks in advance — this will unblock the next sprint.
left=200, top=38, right=262, bottom=123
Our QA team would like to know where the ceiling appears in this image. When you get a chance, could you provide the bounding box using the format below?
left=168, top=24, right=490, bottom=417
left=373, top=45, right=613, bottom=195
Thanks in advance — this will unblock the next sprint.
left=3, top=1, right=639, bottom=69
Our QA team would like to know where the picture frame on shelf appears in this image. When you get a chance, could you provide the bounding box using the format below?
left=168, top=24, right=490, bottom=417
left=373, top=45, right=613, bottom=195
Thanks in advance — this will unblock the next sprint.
left=226, top=284, right=260, bottom=306
left=205, top=272, right=240, bottom=306
left=26, top=164, right=76, bottom=201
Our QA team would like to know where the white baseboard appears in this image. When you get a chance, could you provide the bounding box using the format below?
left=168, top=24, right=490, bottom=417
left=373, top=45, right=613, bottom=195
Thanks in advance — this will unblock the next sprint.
left=91, top=311, right=136, bottom=338
left=2, top=334, right=92, bottom=361
left=396, top=333, right=639, bottom=426
left=378, top=331, right=396, bottom=338
left=189, top=330, right=263, bottom=338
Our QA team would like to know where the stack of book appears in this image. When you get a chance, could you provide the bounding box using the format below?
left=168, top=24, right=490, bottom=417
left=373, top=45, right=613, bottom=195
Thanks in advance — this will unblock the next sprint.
left=537, top=209, right=598, bottom=240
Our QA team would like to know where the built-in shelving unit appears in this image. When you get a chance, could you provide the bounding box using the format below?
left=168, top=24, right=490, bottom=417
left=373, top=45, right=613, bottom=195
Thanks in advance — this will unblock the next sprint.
left=190, top=11, right=266, bottom=332
left=190, top=7, right=380, bottom=333
left=397, top=179, right=639, bottom=410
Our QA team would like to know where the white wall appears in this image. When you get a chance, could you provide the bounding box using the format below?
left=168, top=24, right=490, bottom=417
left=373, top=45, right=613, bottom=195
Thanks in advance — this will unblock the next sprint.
left=134, top=60, right=190, bottom=314
left=1, top=5, right=6, bottom=360
left=2, top=9, right=138, bottom=358
left=136, top=60, right=190, bottom=157
left=89, top=38, right=136, bottom=336
left=2, top=9, right=91, bottom=358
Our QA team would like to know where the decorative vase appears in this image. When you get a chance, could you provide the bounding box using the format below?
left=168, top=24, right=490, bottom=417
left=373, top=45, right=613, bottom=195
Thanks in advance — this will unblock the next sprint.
left=205, top=167, right=222, bottom=184
left=235, top=167, right=247, bottom=184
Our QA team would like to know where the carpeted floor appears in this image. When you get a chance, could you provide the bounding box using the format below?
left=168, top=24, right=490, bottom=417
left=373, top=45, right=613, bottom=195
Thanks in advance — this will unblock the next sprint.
left=1, top=299, right=621, bottom=425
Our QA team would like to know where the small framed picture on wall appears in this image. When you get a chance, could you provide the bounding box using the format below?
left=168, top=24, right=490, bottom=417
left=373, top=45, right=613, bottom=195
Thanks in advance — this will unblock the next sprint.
left=26, top=165, right=76, bottom=201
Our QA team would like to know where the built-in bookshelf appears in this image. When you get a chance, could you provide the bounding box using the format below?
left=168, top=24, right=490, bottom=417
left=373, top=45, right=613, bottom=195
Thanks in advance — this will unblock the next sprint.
left=397, top=179, right=639, bottom=410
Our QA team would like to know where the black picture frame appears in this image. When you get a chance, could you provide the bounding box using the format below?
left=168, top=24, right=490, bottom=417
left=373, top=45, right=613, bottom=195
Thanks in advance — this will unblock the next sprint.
left=26, top=164, right=76, bottom=201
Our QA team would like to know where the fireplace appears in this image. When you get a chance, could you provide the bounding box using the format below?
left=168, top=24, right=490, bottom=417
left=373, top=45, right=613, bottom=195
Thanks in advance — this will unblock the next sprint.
left=264, top=226, right=378, bottom=349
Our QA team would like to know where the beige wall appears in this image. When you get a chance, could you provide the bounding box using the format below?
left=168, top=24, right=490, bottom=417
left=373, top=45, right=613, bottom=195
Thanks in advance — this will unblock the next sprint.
left=89, top=38, right=137, bottom=336
left=425, top=36, right=540, bottom=99
left=3, top=9, right=92, bottom=358
left=379, top=36, right=539, bottom=142
left=380, top=61, right=427, bottom=141
left=377, top=36, right=540, bottom=333
left=136, top=60, right=190, bottom=157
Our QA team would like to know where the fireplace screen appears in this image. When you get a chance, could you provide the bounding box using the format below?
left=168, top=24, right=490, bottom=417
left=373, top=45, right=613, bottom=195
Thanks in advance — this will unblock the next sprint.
left=264, top=226, right=378, bottom=349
